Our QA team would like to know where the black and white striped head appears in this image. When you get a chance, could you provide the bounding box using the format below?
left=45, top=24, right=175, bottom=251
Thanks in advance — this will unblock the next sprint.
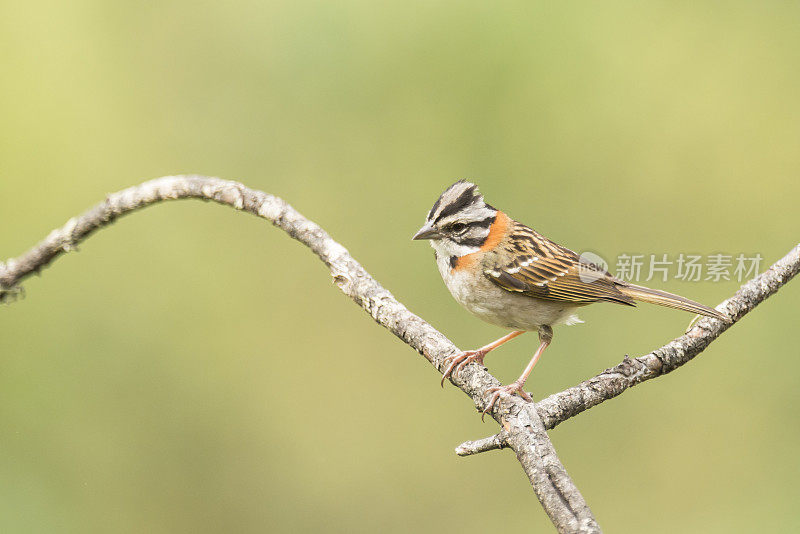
left=412, top=180, right=498, bottom=257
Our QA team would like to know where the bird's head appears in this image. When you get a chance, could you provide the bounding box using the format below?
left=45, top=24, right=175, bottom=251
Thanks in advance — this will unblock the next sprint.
left=412, top=180, right=498, bottom=258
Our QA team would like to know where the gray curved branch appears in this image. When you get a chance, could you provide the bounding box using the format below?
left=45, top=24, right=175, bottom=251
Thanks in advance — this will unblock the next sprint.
left=0, top=176, right=599, bottom=532
left=2, top=175, right=798, bottom=533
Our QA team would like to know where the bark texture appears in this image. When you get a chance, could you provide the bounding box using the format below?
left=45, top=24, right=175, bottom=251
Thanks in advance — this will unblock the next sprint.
left=2, top=175, right=798, bottom=533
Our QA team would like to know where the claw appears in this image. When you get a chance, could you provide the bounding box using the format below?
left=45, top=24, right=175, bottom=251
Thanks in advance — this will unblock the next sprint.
left=440, top=349, right=486, bottom=387
left=480, top=381, right=530, bottom=422
left=439, top=331, right=527, bottom=388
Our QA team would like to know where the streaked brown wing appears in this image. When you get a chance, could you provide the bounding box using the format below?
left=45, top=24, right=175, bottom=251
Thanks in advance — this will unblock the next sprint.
left=485, top=226, right=636, bottom=306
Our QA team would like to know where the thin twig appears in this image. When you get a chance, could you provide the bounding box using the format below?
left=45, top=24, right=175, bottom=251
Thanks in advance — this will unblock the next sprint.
left=455, top=432, right=508, bottom=456
left=446, top=245, right=800, bottom=435
left=535, top=243, right=800, bottom=430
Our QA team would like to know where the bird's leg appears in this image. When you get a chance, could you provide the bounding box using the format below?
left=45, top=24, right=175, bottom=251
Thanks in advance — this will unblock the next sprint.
left=481, top=325, right=553, bottom=421
left=440, top=331, right=526, bottom=387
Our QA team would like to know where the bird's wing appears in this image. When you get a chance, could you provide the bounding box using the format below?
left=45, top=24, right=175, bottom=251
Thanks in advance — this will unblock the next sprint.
left=484, top=224, right=636, bottom=306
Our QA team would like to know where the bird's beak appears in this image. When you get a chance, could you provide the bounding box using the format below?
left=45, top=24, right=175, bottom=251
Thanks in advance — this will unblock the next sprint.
left=412, top=223, right=442, bottom=241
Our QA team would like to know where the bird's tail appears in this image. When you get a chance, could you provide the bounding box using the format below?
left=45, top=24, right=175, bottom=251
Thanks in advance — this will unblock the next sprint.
left=618, top=283, right=726, bottom=320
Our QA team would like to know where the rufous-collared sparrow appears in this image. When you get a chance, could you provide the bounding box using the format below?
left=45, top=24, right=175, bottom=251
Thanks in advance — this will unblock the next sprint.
left=413, top=180, right=726, bottom=418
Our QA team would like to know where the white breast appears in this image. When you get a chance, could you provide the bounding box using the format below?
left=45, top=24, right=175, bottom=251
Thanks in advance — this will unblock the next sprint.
left=434, top=250, right=582, bottom=331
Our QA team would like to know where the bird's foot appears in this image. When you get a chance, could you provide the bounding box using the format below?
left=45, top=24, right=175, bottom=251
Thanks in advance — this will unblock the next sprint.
left=481, top=381, right=532, bottom=422
left=440, top=349, right=488, bottom=387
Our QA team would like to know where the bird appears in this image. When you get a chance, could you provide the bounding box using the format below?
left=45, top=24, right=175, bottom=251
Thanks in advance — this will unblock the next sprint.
left=412, top=180, right=727, bottom=419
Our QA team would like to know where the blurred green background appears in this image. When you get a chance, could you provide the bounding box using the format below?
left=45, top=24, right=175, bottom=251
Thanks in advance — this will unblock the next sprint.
left=2, top=1, right=799, bottom=532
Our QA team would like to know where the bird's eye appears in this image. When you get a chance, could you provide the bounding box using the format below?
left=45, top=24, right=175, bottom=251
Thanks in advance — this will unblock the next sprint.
left=450, top=223, right=467, bottom=233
